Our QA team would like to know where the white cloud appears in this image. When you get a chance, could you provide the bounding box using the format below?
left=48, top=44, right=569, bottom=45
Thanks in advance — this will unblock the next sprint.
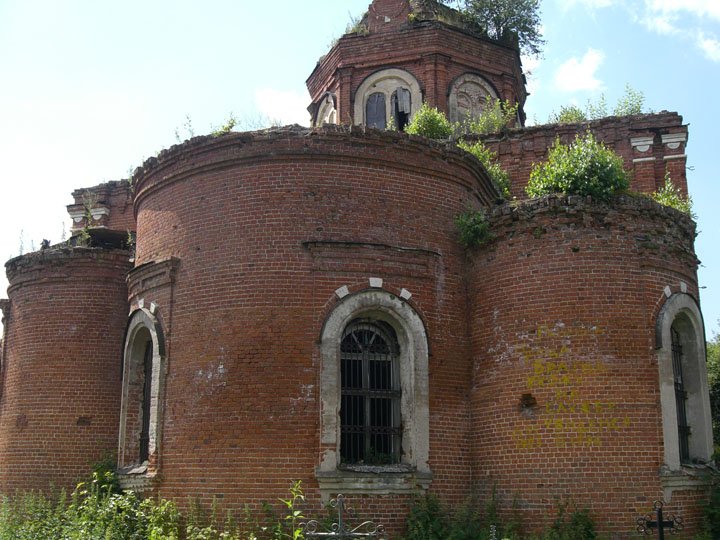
left=554, top=49, right=605, bottom=92
left=697, top=31, right=720, bottom=61
left=521, top=54, right=542, bottom=95
left=561, top=0, right=614, bottom=10
left=637, top=0, right=720, bottom=62
left=254, top=88, right=311, bottom=127
left=642, top=14, right=679, bottom=35
left=645, top=0, right=720, bottom=21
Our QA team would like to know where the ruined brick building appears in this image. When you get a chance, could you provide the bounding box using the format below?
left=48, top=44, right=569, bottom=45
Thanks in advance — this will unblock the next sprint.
left=0, top=0, right=714, bottom=536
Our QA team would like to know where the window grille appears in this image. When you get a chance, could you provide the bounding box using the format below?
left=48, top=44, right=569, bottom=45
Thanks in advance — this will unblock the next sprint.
left=671, top=325, right=690, bottom=463
left=340, top=319, right=401, bottom=465
left=139, top=340, right=153, bottom=463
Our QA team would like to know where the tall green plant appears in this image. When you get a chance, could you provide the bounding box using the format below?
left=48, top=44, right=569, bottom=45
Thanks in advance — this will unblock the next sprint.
left=526, top=132, right=629, bottom=201
left=464, top=97, right=518, bottom=135
left=458, top=140, right=511, bottom=198
left=406, top=103, right=455, bottom=139
left=650, top=173, right=695, bottom=218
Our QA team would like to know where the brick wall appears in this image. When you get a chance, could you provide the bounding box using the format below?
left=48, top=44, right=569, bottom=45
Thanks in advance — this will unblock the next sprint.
left=129, top=126, right=493, bottom=536
left=478, top=112, right=689, bottom=199
left=469, top=194, right=703, bottom=535
left=67, top=180, right=135, bottom=234
left=0, top=248, right=131, bottom=492
left=307, top=21, right=525, bottom=125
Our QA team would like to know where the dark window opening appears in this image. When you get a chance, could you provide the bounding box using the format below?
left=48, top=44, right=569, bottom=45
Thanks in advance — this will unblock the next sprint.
left=139, top=339, right=153, bottom=463
left=671, top=325, right=690, bottom=463
left=366, top=92, right=386, bottom=130
left=392, top=88, right=411, bottom=131
left=340, top=319, right=401, bottom=465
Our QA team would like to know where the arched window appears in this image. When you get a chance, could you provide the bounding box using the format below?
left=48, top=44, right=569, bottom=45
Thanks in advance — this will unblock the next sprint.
left=118, top=308, right=165, bottom=476
left=447, top=73, right=499, bottom=123
left=354, top=69, right=422, bottom=131
left=656, top=293, right=713, bottom=471
left=317, top=289, right=431, bottom=497
left=340, top=319, right=401, bottom=465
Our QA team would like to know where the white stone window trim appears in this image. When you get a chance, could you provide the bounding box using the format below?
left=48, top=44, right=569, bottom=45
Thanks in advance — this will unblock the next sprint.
left=655, top=292, right=713, bottom=473
left=118, top=307, right=166, bottom=476
left=447, top=72, right=499, bottom=124
left=353, top=68, right=422, bottom=128
left=316, top=93, right=337, bottom=127
left=317, top=289, right=431, bottom=499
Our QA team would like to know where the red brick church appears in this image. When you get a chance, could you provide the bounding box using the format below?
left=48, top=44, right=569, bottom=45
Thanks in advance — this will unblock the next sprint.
left=0, top=0, right=713, bottom=536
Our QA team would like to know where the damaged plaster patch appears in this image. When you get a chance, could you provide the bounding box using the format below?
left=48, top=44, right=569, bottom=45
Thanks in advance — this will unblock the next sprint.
left=290, top=384, right=315, bottom=414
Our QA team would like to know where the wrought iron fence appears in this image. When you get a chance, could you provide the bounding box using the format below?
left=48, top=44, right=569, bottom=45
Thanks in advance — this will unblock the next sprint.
left=302, top=494, right=386, bottom=539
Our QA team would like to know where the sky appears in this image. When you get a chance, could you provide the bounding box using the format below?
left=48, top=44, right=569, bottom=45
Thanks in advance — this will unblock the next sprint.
left=0, top=0, right=718, bottom=338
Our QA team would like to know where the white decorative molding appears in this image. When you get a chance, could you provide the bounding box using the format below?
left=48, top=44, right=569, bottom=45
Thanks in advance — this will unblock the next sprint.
left=400, top=288, right=412, bottom=300
left=661, top=133, right=687, bottom=150
left=138, top=298, right=145, bottom=309
left=369, top=277, right=383, bottom=289
left=680, top=281, right=687, bottom=293
left=90, top=207, right=110, bottom=221
left=150, top=302, right=158, bottom=314
left=631, top=136, right=654, bottom=153
left=664, top=154, right=687, bottom=161
left=664, top=286, right=672, bottom=298
left=335, top=285, right=350, bottom=299
left=633, top=157, right=656, bottom=164
left=69, top=211, right=85, bottom=223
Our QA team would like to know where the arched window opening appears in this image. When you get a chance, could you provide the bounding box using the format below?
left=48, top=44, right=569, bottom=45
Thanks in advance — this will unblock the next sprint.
left=139, top=337, right=153, bottom=463
left=353, top=69, right=422, bottom=131
left=119, top=309, right=165, bottom=475
left=671, top=324, right=690, bottom=463
left=317, top=290, right=431, bottom=496
left=448, top=73, right=499, bottom=124
left=366, top=93, right=387, bottom=130
left=656, top=293, right=713, bottom=471
left=391, top=88, right=411, bottom=131
left=340, top=319, right=401, bottom=465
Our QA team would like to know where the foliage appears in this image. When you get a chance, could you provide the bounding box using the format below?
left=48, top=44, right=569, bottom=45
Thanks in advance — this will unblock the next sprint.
left=650, top=174, right=695, bottom=218
left=175, top=113, right=196, bottom=142
left=458, top=140, right=511, bottom=198
left=708, top=324, right=720, bottom=454
left=547, top=105, right=587, bottom=124
left=462, top=97, right=518, bottom=135
left=211, top=113, right=238, bottom=136
left=548, top=85, right=649, bottom=124
left=698, top=476, right=720, bottom=540
left=442, top=0, right=545, bottom=56
left=612, top=83, right=646, bottom=116
left=541, top=504, right=595, bottom=540
left=405, top=103, right=455, bottom=139
left=345, top=11, right=369, bottom=35
left=455, top=207, right=494, bottom=248
left=404, top=492, right=595, bottom=540
left=526, top=132, right=629, bottom=201
left=0, top=472, right=313, bottom=540
left=404, top=493, right=448, bottom=540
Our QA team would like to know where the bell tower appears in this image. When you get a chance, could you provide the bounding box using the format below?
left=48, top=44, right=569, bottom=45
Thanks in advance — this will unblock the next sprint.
left=306, top=0, right=527, bottom=128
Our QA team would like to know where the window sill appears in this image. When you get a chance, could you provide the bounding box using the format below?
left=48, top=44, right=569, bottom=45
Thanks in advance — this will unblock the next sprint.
left=316, top=467, right=432, bottom=501
left=117, top=463, right=157, bottom=494
left=659, top=463, right=715, bottom=500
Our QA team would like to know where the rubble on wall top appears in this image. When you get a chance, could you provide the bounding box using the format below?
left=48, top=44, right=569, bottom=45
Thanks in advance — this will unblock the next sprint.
left=131, top=124, right=490, bottom=183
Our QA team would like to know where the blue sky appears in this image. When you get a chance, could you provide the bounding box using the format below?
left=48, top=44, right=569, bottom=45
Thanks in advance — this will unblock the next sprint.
left=0, top=0, right=718, bottom=338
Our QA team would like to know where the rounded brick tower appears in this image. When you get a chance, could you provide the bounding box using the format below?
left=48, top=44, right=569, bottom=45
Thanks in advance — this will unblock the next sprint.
left=0, top=247, right=131, bottom=492
left=469, top=195, right=712, bottom=532
left=121, top=126, right=497, bottom=535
